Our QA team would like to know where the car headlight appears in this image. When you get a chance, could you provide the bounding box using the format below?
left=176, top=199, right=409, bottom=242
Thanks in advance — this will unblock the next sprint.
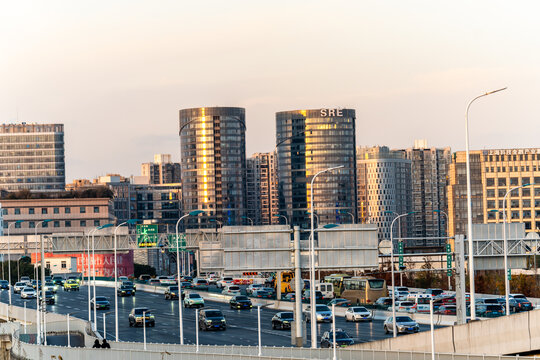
left=206, top=320, right=212, bottom=323
left=221, top=319, right=225, bottom=322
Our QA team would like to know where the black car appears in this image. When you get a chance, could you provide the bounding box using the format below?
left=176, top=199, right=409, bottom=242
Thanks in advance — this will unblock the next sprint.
left=271, top=312, right=294, bottom=330
left=52, top=276, right=65, bottom=286
left=229, top=295, right=252, bottom=309
left=92, top=296, right=110, bottom=310
left=198, top=309, right=226, bottom=331
left=129, top=307, right=155, bottom=327
left=117, top=285, right=135, bottom=297
left=39, top=290, right=55, bottom=305
left=0, top=280, right=9, bottom=290
left=165, top=285, right=183, bottom=300
left=321, top=330, right=354, bottom=348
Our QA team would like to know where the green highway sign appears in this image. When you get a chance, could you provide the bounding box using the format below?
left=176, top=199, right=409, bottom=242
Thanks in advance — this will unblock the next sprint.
left=136, top=224, right=158, bottom=248
left=168, top=234, right=187, bottom=252
left=398, top=241, right=404, bottom=255
left=507, top=269, right=512, bottom=281
left=446, top=243, right=452, bottom=277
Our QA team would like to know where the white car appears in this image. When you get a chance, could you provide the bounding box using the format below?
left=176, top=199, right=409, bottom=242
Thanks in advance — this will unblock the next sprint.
left=345, top=306, right=373, bottom=322
left=217, top=277, right=234, bottom=289
left=395, top=301, right=415, bottom=313
left=20, top=287, right=36, bottom=299
left=184, top=293, right=205, bottom=308
left=246, top=284, right=263, bottom=295
left=206, top=274, right=219, bottom=285
left=13, top=282, right=27, bottom=294
left=158, top=276, right=176, bottom=286
left=221, top=285, right=241, bottom=296
left=118, top=276, right=129, bottom=283
left=395, top=291, right=409, bottom=301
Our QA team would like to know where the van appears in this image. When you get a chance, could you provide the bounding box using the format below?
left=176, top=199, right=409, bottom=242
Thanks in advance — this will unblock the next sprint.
left=316, top=283, right=334, bottom=299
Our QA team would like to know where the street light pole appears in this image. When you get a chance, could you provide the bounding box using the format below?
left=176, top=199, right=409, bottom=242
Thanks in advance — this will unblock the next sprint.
left=242, top=216, right=254, bottom=226
left=310, top=165, right=343, bottom=348
left=7, top=220, right=23, bottom=318
left=465, top=87, right=507, bottom=320
left=503, top=184, right=531, bottom=316
left=175, top=210, right=204, bottom=345
left=340, top=210, right=355, bottom=224
left=113, top=219, right=137, bottom=342
left=35, top=219, right=51, bottom=344
left=433, top=210, right=450, bottom=289
left=273, top=214, right=288, bottom=226
left=390, top=212, right=414, bottom=338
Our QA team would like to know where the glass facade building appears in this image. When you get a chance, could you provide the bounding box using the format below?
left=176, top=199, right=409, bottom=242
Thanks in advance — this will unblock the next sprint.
left=179, top=107, right=246, bottom=229
left=276, top=109, right=357, bottom=229
left=0, top=123, right=65, bottom=192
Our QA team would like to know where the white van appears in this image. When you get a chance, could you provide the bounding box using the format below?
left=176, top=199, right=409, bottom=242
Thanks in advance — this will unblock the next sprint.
left=315, top=283, right=334, bottom=299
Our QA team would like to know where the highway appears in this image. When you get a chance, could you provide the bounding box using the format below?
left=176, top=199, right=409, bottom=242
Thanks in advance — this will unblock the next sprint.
left=0, top=285, right=435, bottom=347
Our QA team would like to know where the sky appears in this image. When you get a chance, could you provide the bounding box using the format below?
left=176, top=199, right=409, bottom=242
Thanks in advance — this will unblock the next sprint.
left=1, top=1, right=540, bottom=182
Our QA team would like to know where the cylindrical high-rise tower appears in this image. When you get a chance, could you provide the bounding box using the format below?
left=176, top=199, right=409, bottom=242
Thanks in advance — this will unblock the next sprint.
left=179, top=107, right=246, bottom=229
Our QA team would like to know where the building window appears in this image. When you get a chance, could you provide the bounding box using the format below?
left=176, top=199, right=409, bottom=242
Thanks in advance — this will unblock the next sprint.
left=43, top=221, right=48, bottom=228
left=80, top=207, right=86, bottom=214
left=65, top=207, right=71, bottom=214
left=41, top=208, right=48, bottom=214
left=54, top=208, right=59, bottom=214
left=65, top=221, right=71, bottom=227
left=94, top=220, right=100, bottom=227
left=29, top=208, right=35, bottom=215
left=29, top=221, right=35, bottom=228
left=46, top=262, right=50, bottom=269
left=93, top=206, right=99, bottom=213
left=61, top=261, right=67, bottom=269
left=15, top=222, right=21, bottom=229
left=14, top=208, right=20, bottom=215
left=498, top=178, right=506, bottom=186
left=54, top=221, right=60, bottom=228
left=80, top=220, right=86, bottom=227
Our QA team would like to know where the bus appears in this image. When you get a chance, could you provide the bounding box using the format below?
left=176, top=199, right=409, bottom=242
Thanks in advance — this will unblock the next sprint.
left=273, top=271, right=295, bottom=294
left=341, top=276, right=388, bottom=305
left=324, top=273, right=352, bottom=297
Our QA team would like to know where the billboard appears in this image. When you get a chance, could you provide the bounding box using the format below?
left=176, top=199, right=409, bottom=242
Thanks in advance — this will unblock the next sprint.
left=34, top=252, right=134, bottom=277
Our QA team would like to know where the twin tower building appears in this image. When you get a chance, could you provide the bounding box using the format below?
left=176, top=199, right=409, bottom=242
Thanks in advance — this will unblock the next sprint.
left=179, top=107, right=357, bottom=230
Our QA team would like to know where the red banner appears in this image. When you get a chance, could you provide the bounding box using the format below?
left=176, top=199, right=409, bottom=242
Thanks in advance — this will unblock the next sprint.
left=32, top=251, right=134, bottom=278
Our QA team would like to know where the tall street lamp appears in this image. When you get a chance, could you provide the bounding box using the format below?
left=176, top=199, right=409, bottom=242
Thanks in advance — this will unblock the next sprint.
left=339, top=210, right=355, bottom=224
left=502, top=183, right=532, bottom=316
left=114, top=219, right=138, bottom=341
left=242, top=216, right=254, bottom=226
left=465, top=87, right=507, bottom=319
left=175, top=210, right=204, bottom=345
left=273, top=214, right=288, bottom=226
left=89, top=223, right=114, bottom=330
left=36, top=219, right=52, bottom=344
left=390, top=211, right=415, bottom=338
left=309, top=165, right=343, bottom=348
left=433, top=210, right=450, bottom=289
left=7, top=220, right=24, bottom=315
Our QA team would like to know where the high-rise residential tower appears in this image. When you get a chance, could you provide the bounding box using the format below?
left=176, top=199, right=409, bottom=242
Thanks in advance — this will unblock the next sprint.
left=276, top=108, right=357, bottom=229
left=357, top=146, right=412, bottom=242
left=405, top=140, right=452, bottom=251
left=448, top=148, right=540, bottom=237
left=246, top=152, right=279, bottom=225
left=0, top=123, right=65, bottom=192
left=179, top=107, right=246, bottom=229
left=141, top=154, right=181, bottom=184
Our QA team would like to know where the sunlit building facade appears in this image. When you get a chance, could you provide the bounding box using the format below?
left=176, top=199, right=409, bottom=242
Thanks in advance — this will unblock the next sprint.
left=276, top=108, right=357, bottom=229
left=179, top=107, right=246, bottom=229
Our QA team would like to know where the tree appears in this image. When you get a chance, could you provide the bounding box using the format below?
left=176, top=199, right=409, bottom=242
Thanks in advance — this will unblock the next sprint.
left=134, top=263, right=156, bottom=278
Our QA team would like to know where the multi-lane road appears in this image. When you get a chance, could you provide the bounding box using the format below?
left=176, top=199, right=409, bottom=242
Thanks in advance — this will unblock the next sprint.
left=0, top=284, right=434, bottom=347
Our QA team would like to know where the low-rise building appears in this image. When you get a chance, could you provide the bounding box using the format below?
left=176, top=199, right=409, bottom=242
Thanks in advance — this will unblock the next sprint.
left=1, top=197, right=115, bottom=235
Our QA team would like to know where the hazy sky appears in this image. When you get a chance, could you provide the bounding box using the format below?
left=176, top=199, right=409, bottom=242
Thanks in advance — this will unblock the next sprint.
left=1, top=1, right=540, bottom=182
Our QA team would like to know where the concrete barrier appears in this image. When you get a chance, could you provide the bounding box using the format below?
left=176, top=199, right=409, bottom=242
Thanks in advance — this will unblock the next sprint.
left=352, top=309, right=540, bottom=356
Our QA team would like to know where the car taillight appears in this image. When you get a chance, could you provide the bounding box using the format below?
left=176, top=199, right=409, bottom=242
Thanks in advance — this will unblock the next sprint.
left=366, top=299, right=371, bottom=303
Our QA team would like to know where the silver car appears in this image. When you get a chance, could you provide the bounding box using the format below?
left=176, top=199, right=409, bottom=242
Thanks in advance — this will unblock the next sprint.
left=303, top=305, right=333, bottom=323
left=384, top=316, right=419, bottom=334
left=20, top=287, right=37, bottom=299
left=345, top=306, right=373, bottom=322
